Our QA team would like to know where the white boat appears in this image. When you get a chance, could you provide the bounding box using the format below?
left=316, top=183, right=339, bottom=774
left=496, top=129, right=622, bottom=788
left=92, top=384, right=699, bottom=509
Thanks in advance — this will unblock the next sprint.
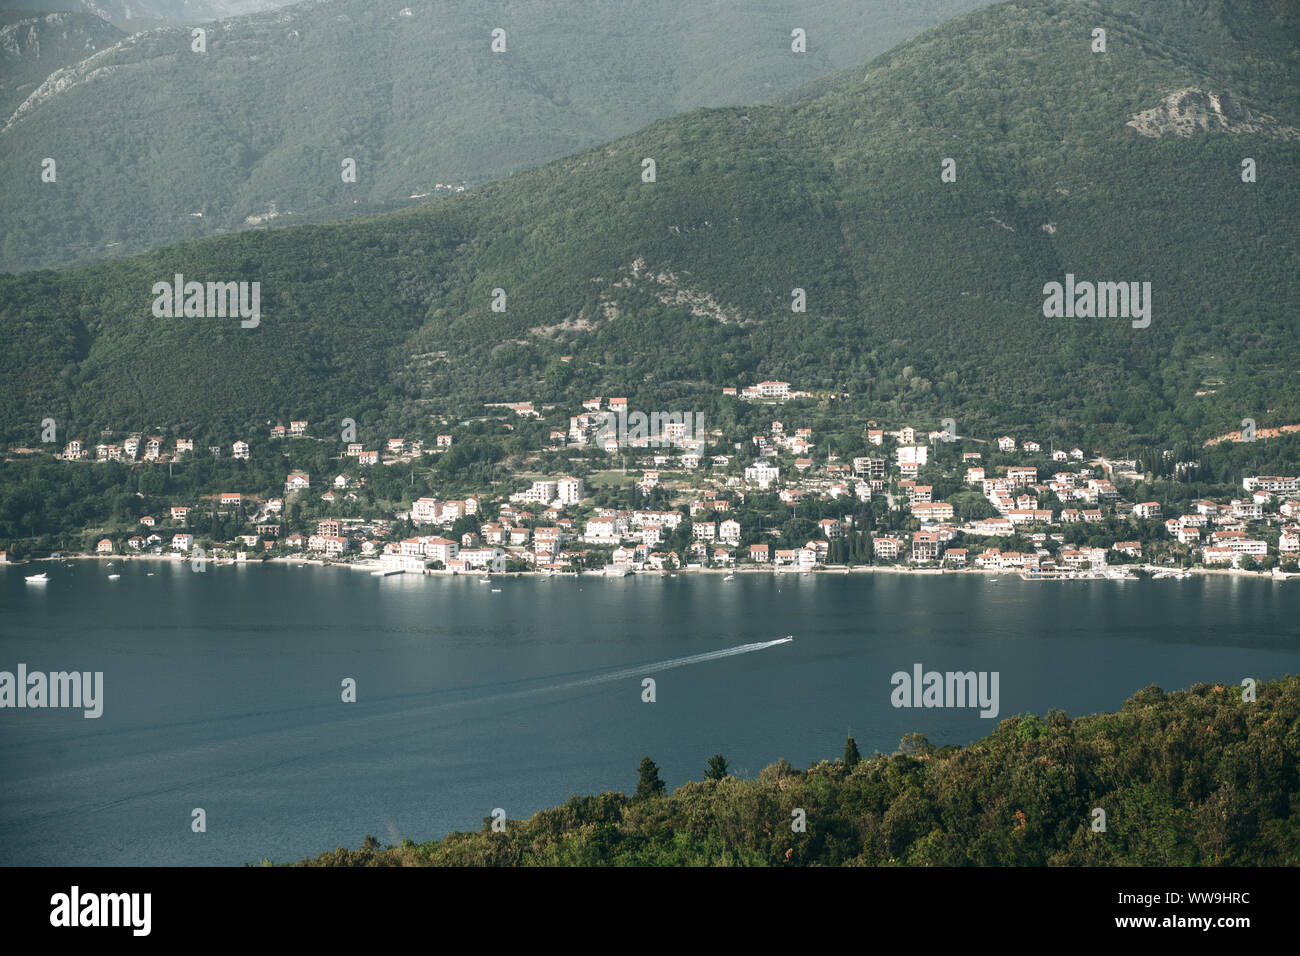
left=146, top=573, right=154, bottom=576
left=107, top=574, right=121, bottom=580
left=491, top=588, right=502, bottom=593
left=723, top=574, right=735, bottom=581
left=25, top=572, right=48, bottom=583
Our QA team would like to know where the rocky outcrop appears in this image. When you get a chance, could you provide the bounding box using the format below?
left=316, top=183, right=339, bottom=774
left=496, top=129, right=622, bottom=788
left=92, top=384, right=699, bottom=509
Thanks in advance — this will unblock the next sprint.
left=1127, top=87, right=1299, bottom=140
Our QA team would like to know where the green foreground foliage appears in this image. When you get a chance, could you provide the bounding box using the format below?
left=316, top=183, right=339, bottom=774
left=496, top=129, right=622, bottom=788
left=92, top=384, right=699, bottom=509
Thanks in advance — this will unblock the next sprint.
left=289, top=675, right=1300, bottom=866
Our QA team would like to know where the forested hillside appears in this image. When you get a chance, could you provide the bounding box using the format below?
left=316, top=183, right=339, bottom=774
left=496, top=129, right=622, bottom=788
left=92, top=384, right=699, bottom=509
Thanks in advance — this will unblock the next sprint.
left=290, top=675, right=1300, bottom=866
left=1, top=0, right=1296, bottom=449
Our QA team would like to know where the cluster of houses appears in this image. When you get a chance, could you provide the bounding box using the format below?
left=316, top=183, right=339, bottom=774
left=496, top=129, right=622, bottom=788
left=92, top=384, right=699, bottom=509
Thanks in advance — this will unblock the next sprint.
left=867, top=453, right=1298, bottom=572
left=28, top=402, right=1300, bottom=577
left=58, top=425, right=451, bottom=467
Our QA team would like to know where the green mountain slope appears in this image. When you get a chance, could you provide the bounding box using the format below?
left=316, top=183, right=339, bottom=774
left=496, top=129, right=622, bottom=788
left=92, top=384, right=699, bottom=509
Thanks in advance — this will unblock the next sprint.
left=0, top=0, right=994, bottom=272
left=0, top=9, right=124, bottom=117
left=1, top=0, right=1296, bottom=448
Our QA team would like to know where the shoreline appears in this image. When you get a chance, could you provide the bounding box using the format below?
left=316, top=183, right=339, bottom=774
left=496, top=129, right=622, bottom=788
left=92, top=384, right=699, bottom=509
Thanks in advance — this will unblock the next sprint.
left=7, top=552, right=1294, bottom=580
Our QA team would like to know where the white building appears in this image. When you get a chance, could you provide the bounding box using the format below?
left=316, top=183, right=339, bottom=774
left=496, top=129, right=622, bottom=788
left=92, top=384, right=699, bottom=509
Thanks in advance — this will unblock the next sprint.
left=424, top=537, right=459, bottom=565
left=897, top=444, right=929, bottom=467
left=744, top=461, right=780, bottom=488
left=556, top=477, right=584, bottom=505
left=411, top=497, right=442, bottom=526
left=524, top=480, right=558, bottom=504
left=756, top=381, right=790, bottom=399
left=1243, top=476, right=1299, bottom=494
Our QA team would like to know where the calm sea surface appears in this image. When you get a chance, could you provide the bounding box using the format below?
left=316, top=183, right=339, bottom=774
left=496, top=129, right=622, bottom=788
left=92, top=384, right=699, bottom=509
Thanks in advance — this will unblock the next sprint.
left=2, top=563, right=1297, bottom=865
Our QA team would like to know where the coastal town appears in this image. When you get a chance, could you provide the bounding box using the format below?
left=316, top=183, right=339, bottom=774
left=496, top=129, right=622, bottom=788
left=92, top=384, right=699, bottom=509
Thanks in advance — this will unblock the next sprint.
left=4, top=384, right=1299, bottom=582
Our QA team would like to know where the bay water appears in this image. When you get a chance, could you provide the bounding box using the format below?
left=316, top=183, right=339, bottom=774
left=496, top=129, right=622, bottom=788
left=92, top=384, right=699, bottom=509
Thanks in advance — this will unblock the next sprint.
left=1, top=563, right=1296, bottom=865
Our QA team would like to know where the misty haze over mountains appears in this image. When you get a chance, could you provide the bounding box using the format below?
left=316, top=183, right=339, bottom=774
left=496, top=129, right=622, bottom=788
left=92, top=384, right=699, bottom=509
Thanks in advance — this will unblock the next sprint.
left=0, top=0, right=996, bottom=272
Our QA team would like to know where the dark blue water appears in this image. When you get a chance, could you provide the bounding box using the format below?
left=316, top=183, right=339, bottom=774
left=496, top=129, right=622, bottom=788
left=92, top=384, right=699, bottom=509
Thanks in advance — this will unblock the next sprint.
left=1, top=563, right=1296, bottom=865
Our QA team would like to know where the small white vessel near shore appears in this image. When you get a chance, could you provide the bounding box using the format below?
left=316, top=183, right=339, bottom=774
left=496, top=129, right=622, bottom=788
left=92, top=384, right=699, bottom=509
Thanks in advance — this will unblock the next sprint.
left=25, top=572, right=48, bottom=583
left=107, top=574, right=120, bottom=580
left=723, top=574, right=735, bottom=581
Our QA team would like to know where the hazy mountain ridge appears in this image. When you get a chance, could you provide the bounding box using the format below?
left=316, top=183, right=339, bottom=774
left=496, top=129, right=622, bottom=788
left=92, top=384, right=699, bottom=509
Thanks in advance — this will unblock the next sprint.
left=0, top=0, right=995, bottom=272
left=0, top=9, right=124, bottom=115
left=0, top=0, right=293, bottom=25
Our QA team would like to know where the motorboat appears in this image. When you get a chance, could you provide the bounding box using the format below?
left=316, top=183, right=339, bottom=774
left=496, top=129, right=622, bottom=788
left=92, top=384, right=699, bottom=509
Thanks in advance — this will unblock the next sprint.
left=107, top=574, right=121, bottom=580
left=25, top=572, right=48, bottom=583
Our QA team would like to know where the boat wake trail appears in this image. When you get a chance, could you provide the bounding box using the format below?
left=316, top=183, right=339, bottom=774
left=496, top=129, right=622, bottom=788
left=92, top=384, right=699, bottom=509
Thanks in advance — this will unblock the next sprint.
left=452, top=637, right=797, bottom=710
left=546, top=637, right=794, bottom=695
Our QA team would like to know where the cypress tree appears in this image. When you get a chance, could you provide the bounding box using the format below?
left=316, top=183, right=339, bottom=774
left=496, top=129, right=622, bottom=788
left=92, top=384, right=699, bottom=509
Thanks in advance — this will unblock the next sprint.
left=844, top=734, right=861, bottom=769
left=705, top=753, right=730, bottom=781
left=636, top=756, right=666, bottom=799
